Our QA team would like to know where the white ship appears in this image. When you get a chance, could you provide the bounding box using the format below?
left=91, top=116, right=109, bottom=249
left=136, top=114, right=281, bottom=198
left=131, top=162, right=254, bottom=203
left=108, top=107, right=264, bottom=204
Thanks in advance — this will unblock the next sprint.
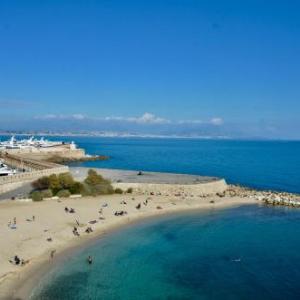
left=0, top=160, right=16, bottom=176
left=0, top=136, right=65, bottom=150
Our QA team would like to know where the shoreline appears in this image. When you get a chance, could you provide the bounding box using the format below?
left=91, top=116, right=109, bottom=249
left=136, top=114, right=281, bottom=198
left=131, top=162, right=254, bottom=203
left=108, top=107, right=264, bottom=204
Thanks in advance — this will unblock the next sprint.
left=0, top=193, right=257, bottom=300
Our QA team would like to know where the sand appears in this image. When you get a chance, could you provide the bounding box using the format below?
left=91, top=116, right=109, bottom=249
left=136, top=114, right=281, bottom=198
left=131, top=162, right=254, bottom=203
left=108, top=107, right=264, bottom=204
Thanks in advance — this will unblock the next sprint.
left=0, top=188, right=258, bottom=299
left=70, top=167, right=218, bottom=184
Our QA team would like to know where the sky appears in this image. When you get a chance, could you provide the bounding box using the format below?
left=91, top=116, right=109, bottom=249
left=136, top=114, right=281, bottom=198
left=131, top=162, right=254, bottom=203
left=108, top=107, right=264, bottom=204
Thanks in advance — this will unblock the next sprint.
left=0, top=0, right=300, bottom=139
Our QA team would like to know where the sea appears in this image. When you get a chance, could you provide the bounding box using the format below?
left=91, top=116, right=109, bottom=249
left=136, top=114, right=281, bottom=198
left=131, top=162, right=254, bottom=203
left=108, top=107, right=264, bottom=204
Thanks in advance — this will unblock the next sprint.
left=31, top=205, right=300, bottom=300
left=62, top=137, right=300, bottom=194
left=3, top=136, right=300, bottom=299
left=2, top=136, right=299, bottom=193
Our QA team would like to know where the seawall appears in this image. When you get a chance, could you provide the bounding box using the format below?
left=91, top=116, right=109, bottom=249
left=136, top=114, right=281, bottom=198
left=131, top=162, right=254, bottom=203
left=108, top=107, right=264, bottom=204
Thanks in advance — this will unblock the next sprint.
left=113, top=179, right=228, bottom=196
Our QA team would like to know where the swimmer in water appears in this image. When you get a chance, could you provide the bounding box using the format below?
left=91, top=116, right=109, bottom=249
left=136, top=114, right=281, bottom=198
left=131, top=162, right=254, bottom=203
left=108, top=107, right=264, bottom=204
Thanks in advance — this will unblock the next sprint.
left=231, top=258, right=241, bottom=262
left=87, top=256, right=93, bottom=264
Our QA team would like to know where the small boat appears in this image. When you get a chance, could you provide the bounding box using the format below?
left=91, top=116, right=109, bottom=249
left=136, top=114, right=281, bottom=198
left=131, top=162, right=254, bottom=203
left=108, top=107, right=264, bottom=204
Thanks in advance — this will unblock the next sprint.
left=0, top=160, right=17, bottom=176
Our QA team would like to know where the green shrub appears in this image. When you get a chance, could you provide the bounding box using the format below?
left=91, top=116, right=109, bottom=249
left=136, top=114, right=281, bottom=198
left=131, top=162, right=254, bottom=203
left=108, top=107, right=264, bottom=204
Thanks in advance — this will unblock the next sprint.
left=114, top=188, right=123, bottom=194
left=69, top=181, right=85, bottom=194
left=30, top=191, right=43, bottom=202
left=48, top=174, right=62, bottom=194
left=58, top=173, right=75, bottom=189
left=126, top=187, right=133, bottom=193
left=41, top=189, right=53, bottom=198
left=57, top=189, right=71, bottom=198
left=84, top=169, right=109, bottom=186
left=32, top=176, right=50, bottom=190
left=90, top=184, right=114, bottom=196
left=83, top=169, right=114, bottom=196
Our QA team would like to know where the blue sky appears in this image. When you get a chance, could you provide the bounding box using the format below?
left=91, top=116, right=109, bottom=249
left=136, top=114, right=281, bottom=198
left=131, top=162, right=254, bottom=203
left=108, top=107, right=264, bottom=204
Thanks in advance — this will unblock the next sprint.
left=0, top=0, right=300, bottom=138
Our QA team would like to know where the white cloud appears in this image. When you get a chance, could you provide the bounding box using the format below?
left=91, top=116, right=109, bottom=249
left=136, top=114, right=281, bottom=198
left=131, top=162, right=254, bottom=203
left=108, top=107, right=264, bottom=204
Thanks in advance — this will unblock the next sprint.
left=135, top=113, right=170, bottom=124
left=178, top=119, right=204, bottom=125
left=72, top=114, right=86, bottom=120
left=104, top=113, right=170, bottom=124
left=178, top=117, right=224, bottom=126
left=35, top=114, right=86, bottom=120
left=210, top=117, right=224, bottom=126
left=34, top=112, right=224, bottom=126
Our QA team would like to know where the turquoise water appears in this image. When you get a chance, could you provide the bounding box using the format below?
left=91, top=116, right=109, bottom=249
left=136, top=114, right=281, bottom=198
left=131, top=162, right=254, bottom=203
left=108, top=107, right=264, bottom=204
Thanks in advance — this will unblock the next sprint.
left=31, top=205, right=300, bottom=300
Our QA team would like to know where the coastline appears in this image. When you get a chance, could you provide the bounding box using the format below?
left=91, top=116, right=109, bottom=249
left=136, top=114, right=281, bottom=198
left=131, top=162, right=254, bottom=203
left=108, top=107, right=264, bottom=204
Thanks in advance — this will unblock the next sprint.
left=0, top=192, right=257, bottom=300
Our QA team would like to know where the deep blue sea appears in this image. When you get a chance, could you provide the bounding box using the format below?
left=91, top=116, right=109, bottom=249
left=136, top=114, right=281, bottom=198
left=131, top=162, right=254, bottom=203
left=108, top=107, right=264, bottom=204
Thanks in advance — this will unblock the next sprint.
left=1, top=136, right=299, bottom=193
left=59, top=137, right=299, bottom=193
left=31, top=205, right=300, bottom=300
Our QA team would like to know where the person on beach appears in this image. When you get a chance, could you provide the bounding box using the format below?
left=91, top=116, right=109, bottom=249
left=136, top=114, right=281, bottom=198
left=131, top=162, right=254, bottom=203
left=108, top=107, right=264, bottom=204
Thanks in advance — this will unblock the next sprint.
left=73, top=227, right=80, bottom=236
left=10, top=255, right=20, bottom=265
left=50, top=250, right=56, bottom=259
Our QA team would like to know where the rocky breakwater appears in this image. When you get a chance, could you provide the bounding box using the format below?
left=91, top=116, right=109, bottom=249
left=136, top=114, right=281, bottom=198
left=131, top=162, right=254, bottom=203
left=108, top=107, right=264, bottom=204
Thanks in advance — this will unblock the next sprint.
left=215, top=185, right=300, bottom=208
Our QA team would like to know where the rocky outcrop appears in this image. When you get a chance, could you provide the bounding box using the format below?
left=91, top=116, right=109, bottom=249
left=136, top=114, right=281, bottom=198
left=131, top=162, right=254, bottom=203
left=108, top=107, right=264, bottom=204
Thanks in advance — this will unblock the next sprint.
left=220, top=185, right=300, bottom=207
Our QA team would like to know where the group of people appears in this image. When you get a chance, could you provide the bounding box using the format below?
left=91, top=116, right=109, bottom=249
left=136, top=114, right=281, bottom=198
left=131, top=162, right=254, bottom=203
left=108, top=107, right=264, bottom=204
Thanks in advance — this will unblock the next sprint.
left=114, top=210, right=128, bottom=216
left=85, top=226, right=93, bottom=233
left=8, top=217, right=17, bottom=229
left=9, top=255, right=29, bottom=266
left=65, top=207, right=75, bottom=213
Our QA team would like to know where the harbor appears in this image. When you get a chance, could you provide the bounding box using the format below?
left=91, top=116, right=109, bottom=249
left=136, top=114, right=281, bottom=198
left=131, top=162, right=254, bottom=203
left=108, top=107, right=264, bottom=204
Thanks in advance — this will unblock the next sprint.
left=0, top=136, right=82, bottom=194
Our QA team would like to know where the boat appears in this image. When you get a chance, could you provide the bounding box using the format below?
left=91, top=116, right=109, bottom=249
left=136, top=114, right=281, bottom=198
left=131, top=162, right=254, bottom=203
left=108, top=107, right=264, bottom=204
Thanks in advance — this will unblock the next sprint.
left=0, top=160, right=16, bottom=176
left=0, top=136, right=65, bottom=150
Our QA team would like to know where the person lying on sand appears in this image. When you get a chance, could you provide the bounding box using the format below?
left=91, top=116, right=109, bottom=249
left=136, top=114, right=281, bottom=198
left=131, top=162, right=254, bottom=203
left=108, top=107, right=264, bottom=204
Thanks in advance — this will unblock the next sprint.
left=114, top=211, right=128, bottom=216
left=21, top=259, right=30, bottom=266
left=9, top=223, right=17, bottom=230
left=88, top=220, right=98, bottom=224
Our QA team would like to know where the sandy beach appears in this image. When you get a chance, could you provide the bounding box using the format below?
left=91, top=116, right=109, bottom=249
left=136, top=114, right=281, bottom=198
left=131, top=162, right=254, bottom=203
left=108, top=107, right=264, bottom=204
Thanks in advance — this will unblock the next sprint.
left=0, top=180, right=257, bottom=299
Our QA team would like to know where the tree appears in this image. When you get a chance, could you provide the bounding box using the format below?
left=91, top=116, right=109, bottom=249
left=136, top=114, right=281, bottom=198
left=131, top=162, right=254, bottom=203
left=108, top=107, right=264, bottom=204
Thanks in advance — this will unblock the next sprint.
left=58, top=173, right=75, bottom=189
left=48, top=174, right=62, bottom=194
left=84, top=169, right=108, bottom=186
left=84, top=169, right=114, bottom=196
